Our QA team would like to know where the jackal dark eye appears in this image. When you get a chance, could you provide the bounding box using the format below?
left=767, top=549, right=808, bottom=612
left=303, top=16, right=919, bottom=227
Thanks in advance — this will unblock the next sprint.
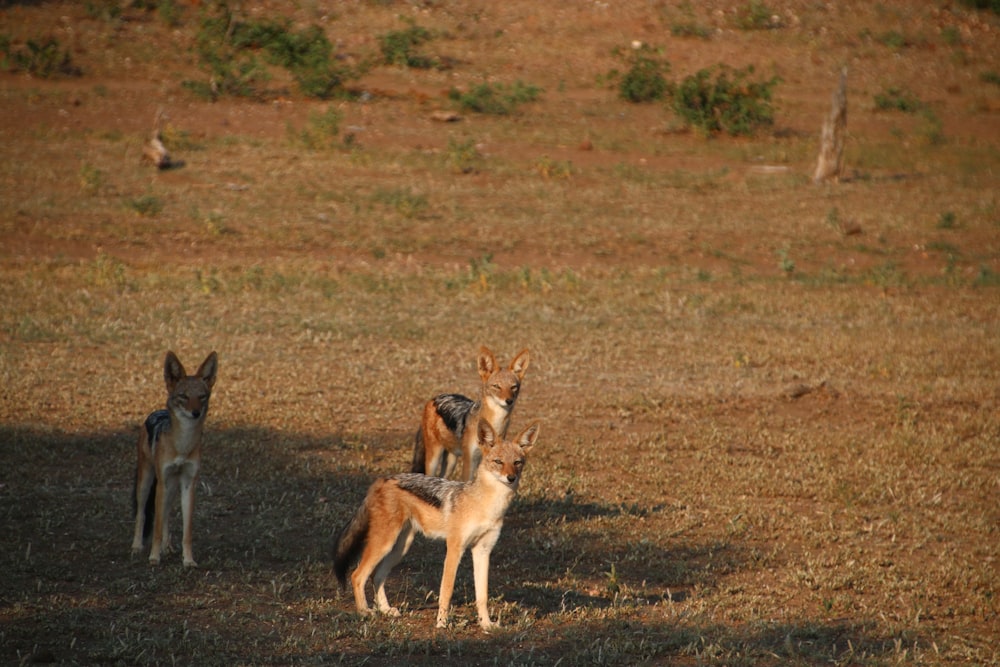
left=511, top=385, right=519, bottom=393
left=493, top=459, right=503, bottom=466
left=514, top=459, right=524, bottom=467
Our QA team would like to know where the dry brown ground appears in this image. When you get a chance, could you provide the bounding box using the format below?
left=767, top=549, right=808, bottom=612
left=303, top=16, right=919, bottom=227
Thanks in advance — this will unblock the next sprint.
left=1, top=1, right=998, bottom=665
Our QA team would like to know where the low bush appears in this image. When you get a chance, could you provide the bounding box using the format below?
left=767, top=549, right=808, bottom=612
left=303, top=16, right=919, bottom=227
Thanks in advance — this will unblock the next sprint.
left=449, top=80, right=541, bottom=115
left=671, top=65, right=780, bottom=136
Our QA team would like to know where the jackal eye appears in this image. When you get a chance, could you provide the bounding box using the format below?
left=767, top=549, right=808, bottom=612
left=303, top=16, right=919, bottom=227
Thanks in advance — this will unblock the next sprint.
left=514, top=459, right=524, bottom=467
left=511, top=385, right=519, bottom=394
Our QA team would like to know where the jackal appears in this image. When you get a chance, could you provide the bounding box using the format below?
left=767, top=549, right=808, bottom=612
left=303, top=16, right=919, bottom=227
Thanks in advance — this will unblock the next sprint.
left=334, top=420, right=539, bottom=630
left=411, top=346, right=529, bottom=481
left=131, top=350, right=218, bottom=567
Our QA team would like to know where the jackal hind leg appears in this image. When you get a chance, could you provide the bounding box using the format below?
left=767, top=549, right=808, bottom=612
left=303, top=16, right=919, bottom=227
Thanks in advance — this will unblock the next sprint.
left=352, top=522, right=408, bottom=617
left=372, top=524, right=416, bottom=617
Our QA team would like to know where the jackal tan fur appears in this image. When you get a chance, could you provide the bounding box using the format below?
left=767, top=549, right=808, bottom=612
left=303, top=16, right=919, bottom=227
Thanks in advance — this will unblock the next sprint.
left=131, top=350, right=218, bottom=567
left=334, top=420, right=539, bottom=630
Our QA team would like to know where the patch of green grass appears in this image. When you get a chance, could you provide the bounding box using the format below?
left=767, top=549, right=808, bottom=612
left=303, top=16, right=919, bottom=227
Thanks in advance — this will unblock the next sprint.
left=873, top=86, right=925, bottom=113
left=959, top=0, right=1000, bottom=15
left=126, top=194, right=164, bottom=217
left=735, top=1, right=781, bottom=30
left=936, top=211, right=958, bottom=229
left=875, top=30, right=908, bottom=50
left=974, top=265, right=1000, bottom=286
left=670, top=22, right=712, bottom=39
left=980, top=70, right=1000, bottom=87
left=448, top=80, right=542, bottom=115
left=445, top=137, right=482, bottom=174
left=534, top=155, right=574, bottom=179
left=941, top=25, right=962, bottom=47
left=78, top=164, right=105, bottom=196
left=185, top=6, right=360, bottom=101
left=371, top=187, right=429, bottom=218
left=2, top=37, right=81, bottom=78
left=288, top=107, right=343, bottom=150
left=379, top=22, right=439, bottom=69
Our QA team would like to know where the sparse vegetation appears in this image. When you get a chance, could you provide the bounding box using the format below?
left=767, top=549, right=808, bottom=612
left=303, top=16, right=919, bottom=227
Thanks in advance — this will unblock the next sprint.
left=1, top=2, right=999, bottom=665
left=445, top=137, right=482, bottom=174
left=1, top=36, right=80, bottom=78
left=288, top=106, right=343, bottom=149
left=379, top=22, right=438, bottom=69
left=185, top=5, right=361, bottom=100
left=873, top=86, right=925, bottom=112
left=448, top=80, right=542, bottom=115
left=735, top=1, right=781, bottom=30
left=671, top=65, right=780, bottom=136
left=612, top=44, right=672, bottom=103
left=981, top=70, right=1000, bottom=86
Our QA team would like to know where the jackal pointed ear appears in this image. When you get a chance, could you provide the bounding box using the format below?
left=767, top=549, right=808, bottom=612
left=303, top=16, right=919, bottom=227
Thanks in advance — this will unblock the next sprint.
left=477, top=346, right=498, bottom=381
left=516, top=422, right=540, bottom=453
left=197, top=351, right=219, bottom=390
left=477, top=419, right=497, bottom=451
left=510, top=348, right=530, bottom=379
left=164, top=351, right=186, bottom=391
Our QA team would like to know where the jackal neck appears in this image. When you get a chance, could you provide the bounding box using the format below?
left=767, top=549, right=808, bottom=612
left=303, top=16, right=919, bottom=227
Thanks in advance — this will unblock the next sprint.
left=168, top=411, right=205, bottom=455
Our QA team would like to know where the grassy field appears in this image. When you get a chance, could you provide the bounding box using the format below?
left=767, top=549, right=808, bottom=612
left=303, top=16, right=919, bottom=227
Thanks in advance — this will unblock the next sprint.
left=1, top=1, right=998, bottom=665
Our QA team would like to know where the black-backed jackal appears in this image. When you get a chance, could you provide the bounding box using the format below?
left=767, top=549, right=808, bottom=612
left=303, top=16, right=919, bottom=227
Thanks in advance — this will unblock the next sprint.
left=131, top=351, right=218, bottom=567
left=411, top=346, right=529, bottom=481
left=333, top=420, right=539, bottom=630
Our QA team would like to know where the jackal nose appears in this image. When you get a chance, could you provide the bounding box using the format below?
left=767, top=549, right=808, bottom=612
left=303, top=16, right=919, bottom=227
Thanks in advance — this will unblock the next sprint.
left=506, top=475, right=517, bottom=483
left=191, top=410, right=201, bottom=419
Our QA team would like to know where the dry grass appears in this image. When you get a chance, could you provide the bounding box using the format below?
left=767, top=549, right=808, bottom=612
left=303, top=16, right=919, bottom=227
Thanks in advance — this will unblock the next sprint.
left=1, top=1, right=998, bottom=665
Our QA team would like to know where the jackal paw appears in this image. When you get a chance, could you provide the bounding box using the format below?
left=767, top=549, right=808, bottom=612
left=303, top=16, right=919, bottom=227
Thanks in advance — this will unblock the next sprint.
left=380, top=606, right=401, bottom=618
left=183, top=558, right=198, bottom=568
left=479, top=618, right=497, bottom=632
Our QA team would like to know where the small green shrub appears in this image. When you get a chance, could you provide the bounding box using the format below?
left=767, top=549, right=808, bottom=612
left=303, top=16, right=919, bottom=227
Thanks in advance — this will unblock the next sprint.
left=445, top=138, right=481, bottom=174
left=670, top=22, right=712, bottom=39
left=3, top=37, right=81, bottom=78
left=614, top=45, right=671, bottom=103
left=379, top=24, right=437, bottom=68
left=959, top=0, right=1000, bottom=15
left=980, top=70, right=1000, bottom=86
left=941, top=26, right=962, bottom=47
left=372, top=187, right=429, bottom=219
left=735, top=1, right=780, bottom=30
left=289, top=107, right=343, bottom=149
left=186, top=6, right=359, bottom=101
left=127, top=195, right=164, bottom=217
left=875, top=30, right=908, bottom=50
left=873, top=87, right=925, bottom=113
left=84, top=0, right=121, bottom=21
left=449, top=80, right=541, bottom=115
left=535, top=155, right=573, bottom=179
left=937, top=211, right=958, bottom=229
left=671, top=65, right=780, bottom=136
left=79, top=164, right=105, bottom=196
left=919, top=108, right=945, bottom=145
